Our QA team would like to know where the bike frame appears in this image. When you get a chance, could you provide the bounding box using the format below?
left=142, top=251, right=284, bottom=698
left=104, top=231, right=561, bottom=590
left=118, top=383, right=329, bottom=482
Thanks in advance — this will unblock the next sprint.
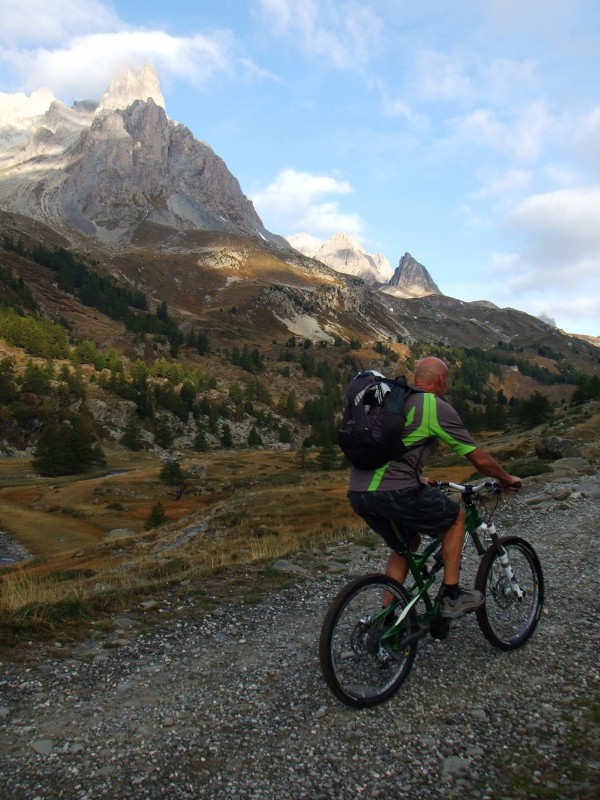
left=380, top=480, right=524, bottom=638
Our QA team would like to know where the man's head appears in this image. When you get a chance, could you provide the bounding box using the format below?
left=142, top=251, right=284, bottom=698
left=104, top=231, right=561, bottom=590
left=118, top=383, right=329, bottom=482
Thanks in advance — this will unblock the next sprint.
left=414, top=356, right=449, bottom=398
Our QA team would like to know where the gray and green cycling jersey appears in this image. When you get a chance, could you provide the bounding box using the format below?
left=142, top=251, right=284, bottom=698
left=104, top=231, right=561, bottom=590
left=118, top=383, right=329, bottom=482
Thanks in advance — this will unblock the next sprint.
left=348, top=391, right=477, bottom=492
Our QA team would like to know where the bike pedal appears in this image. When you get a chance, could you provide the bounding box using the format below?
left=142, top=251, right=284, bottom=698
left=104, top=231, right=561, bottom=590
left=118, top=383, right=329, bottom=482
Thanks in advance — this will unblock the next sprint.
left=397, top=624, right=429, bottom=647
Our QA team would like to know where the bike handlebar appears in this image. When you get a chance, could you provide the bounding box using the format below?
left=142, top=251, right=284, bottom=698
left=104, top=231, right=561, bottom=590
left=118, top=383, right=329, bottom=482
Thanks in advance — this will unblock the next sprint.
left=431, top=479, right=521, bottom=494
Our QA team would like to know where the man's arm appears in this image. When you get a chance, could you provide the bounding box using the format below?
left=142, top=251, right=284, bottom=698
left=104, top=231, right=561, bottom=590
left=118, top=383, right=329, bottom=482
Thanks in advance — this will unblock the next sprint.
left=466, top=447, right=521, bottom=489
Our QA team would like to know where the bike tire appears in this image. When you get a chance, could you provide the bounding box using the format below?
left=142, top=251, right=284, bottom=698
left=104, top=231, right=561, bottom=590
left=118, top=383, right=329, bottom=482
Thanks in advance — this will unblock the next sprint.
left=475, top=536, right=544, bottom=650
left=319, top=573, right=418, bottom=708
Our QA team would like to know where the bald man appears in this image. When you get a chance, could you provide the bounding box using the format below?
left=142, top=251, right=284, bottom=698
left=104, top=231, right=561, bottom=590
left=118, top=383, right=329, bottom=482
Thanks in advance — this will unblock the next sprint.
left=347, top=356, right=521, bottom=619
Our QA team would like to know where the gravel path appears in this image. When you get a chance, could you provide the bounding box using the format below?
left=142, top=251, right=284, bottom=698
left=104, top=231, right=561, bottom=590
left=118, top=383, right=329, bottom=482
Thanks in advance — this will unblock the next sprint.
left=1, top=469, right=599, bottom=800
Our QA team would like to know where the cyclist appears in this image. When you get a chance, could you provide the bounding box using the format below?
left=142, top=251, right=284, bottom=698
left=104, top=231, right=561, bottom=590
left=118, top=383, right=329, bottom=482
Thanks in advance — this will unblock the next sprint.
left=347, top=356, right=521, bottom=619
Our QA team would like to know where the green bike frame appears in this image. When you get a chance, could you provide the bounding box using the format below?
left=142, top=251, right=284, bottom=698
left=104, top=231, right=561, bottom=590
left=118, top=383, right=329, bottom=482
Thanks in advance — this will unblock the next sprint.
left=379, top=495, right=494, bottom=641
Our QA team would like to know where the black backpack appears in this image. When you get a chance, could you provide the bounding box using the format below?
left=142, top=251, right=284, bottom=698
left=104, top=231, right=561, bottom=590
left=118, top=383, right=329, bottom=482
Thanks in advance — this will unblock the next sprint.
left=338, top=371, right=413, bottom=470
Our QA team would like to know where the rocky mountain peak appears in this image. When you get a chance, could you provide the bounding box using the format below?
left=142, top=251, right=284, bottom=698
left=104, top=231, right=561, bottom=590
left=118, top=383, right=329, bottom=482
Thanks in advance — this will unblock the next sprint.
left=385, top=252, right=441, bottom=298
left=286, top=231, right=393, bottom=285
left=0, top=65, right=290, bottom=250
left=98, top=64, right=165, bottom=113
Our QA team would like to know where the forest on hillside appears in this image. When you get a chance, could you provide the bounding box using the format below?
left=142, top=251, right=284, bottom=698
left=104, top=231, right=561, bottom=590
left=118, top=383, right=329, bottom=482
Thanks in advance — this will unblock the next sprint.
left=1, top=237, right=599, bottom=477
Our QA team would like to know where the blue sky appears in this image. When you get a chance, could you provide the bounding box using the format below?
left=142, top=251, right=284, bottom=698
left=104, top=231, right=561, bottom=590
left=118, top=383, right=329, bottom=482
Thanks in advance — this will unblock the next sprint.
left=1, top=0, right=599, bottom=337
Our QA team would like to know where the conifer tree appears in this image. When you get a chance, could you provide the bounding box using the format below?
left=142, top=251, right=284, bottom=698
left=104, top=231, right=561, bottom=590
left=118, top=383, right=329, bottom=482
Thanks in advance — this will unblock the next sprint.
left=193, top=424, right=208, bottom=452
left=247, top=426, right=262, bottom=446
left=220, top=423, right=233, bottom=449
left=121, top=413, right=144, bottom=451
left=317, top=442, right=337, bottom=471
left=159, top=459, right=185, bottom=485
left=0, top=357, right=17, bottom=403
left=144, top=501, right=167, bottom=530
left=278, top=424, right=293, bottom=444
left=32, top=420, right=100, bottom=476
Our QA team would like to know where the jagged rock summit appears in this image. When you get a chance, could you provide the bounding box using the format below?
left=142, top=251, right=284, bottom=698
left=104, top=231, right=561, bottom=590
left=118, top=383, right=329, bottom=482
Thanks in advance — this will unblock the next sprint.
left=286, top=233, right=441, bottom=298
left=0, top=65, right=287, bottom=250
left=286, top=231, right=394, bottom=285
left=383, top=252, right=441, bottom=298
left=98, top=64, right=165, bottom=112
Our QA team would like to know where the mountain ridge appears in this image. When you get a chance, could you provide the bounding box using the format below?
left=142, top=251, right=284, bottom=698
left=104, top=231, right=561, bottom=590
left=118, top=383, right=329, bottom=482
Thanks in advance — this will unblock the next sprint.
left=286, top=231, right=394, bottom=286
left=0, top=66, right=598, bottom=358
left=0, top=67, right=290, bottom=252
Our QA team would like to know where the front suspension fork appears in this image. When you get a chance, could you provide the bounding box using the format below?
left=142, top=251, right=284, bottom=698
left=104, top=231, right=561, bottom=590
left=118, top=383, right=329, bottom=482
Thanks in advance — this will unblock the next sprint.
left=487, top=527, right=524, bottom=600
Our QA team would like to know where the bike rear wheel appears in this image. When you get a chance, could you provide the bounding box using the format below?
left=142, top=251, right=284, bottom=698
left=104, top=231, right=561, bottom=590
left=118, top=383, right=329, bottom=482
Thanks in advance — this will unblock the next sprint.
left=319, top=574, right=418, bottom=708
left=475, top=536, right=544, bottom=650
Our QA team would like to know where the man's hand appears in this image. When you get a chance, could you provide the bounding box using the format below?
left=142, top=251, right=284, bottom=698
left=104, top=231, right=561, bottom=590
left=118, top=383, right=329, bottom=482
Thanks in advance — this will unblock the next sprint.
left=499, top=475, right=522, bottom=492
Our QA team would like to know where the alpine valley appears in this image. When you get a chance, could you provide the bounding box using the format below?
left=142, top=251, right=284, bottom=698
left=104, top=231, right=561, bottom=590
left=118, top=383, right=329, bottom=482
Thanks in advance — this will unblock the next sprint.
left=0, top=66, right=599, bottom=591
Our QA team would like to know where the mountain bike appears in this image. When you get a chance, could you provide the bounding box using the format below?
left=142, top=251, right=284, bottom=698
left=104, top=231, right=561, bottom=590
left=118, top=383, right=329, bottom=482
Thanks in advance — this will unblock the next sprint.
left=319, top=480, right=544, bottom=708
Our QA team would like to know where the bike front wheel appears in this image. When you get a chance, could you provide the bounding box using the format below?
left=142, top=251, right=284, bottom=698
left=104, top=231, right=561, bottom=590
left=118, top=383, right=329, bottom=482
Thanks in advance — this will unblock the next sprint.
left=319, top=574, right=418, bottom=708
left=475, top=536, right=544, bottom=650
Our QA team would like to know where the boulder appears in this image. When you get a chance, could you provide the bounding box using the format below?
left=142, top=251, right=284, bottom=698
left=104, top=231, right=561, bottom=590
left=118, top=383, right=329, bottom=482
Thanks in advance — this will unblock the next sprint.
left=534, top=436, right=581, bottom=460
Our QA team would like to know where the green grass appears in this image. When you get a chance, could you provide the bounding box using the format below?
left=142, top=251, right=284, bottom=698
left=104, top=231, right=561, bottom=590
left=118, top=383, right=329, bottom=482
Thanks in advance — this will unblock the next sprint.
left=354, top=531, right=380, bottom=549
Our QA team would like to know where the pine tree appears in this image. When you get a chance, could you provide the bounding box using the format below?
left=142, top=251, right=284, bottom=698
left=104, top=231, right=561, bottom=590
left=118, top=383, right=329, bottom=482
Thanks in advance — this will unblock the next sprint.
left=154, top=415, right=174, bottom=449
left=220, top=423, right=233, bottom=449
left=317, top=442, right=337, bottom=471
left=159, top=459, right=185, bottom=485
left=517, top=392, right=553, bottom=428
left=247, top=426, right=263, bottom=446
left=0, top=357, right=18, bottom=403
left=32, top=420, right=99, bottom=476
left=278, top=424, right=293, bottom=444
left=20, top=360, right=52, bottom=395
left=296, top=445, right=309, bottom=471
left=121, top=413, right=144, bottom=451
left=193, top=425, right=208, bottom=452
left=144, top=501, right=167, bottom=530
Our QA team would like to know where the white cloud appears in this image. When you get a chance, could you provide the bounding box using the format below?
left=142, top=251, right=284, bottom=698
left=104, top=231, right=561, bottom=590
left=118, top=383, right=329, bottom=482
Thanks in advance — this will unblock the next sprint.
left=518, top=293, right=599, bottom=333
left=482, top=57, right=538, bottom=101
left=381, top=95, right=413, bottom=119
left=257, top=0, right=382, bottom=69
left=1, top=29, right=238, bottom=99
left=490, top=247, right=600, bottom=333
left=508, top=187, right=600, bottom=271
left=473, top=168, right=533, bottom=200
left=416, top=51, right=473, bottom=101
left=252, top=168, right=364, bottom=236
left=0, top=0, right=259, bottom=101
left=490, top=185, right=600, bottom=332
left=566, top=105, right=600, bottom=178
left=0, top=0, right=120, bottom=45
left=455, top=102, right=549, bottom=162
left=0, top=87, right=55, bottom=128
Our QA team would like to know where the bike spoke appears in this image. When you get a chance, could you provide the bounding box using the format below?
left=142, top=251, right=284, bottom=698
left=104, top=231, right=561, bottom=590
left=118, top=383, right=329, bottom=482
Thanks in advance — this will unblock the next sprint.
left=476, top=538, right=544, bottom=649
left=320, top=576, right=417, bottom=707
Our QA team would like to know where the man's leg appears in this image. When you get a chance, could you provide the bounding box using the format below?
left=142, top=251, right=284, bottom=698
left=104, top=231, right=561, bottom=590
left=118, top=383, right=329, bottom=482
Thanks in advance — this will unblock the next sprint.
left=383, top=535, right=420, bottom=607
left=440, top=506, right=484, bottom=618
left=385, top=534, right=421, bottom=584
left=441, top=506, right=466, bottom=585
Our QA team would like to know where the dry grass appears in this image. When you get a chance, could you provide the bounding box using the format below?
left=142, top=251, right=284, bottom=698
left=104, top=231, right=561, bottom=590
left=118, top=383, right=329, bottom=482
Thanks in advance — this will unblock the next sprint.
left=0, top=448, right=365, bottom=645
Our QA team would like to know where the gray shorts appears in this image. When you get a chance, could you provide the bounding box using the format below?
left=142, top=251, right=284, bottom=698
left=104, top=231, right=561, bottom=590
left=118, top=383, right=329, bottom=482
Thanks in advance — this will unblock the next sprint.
left=348, top=485, right=460, bottom=552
